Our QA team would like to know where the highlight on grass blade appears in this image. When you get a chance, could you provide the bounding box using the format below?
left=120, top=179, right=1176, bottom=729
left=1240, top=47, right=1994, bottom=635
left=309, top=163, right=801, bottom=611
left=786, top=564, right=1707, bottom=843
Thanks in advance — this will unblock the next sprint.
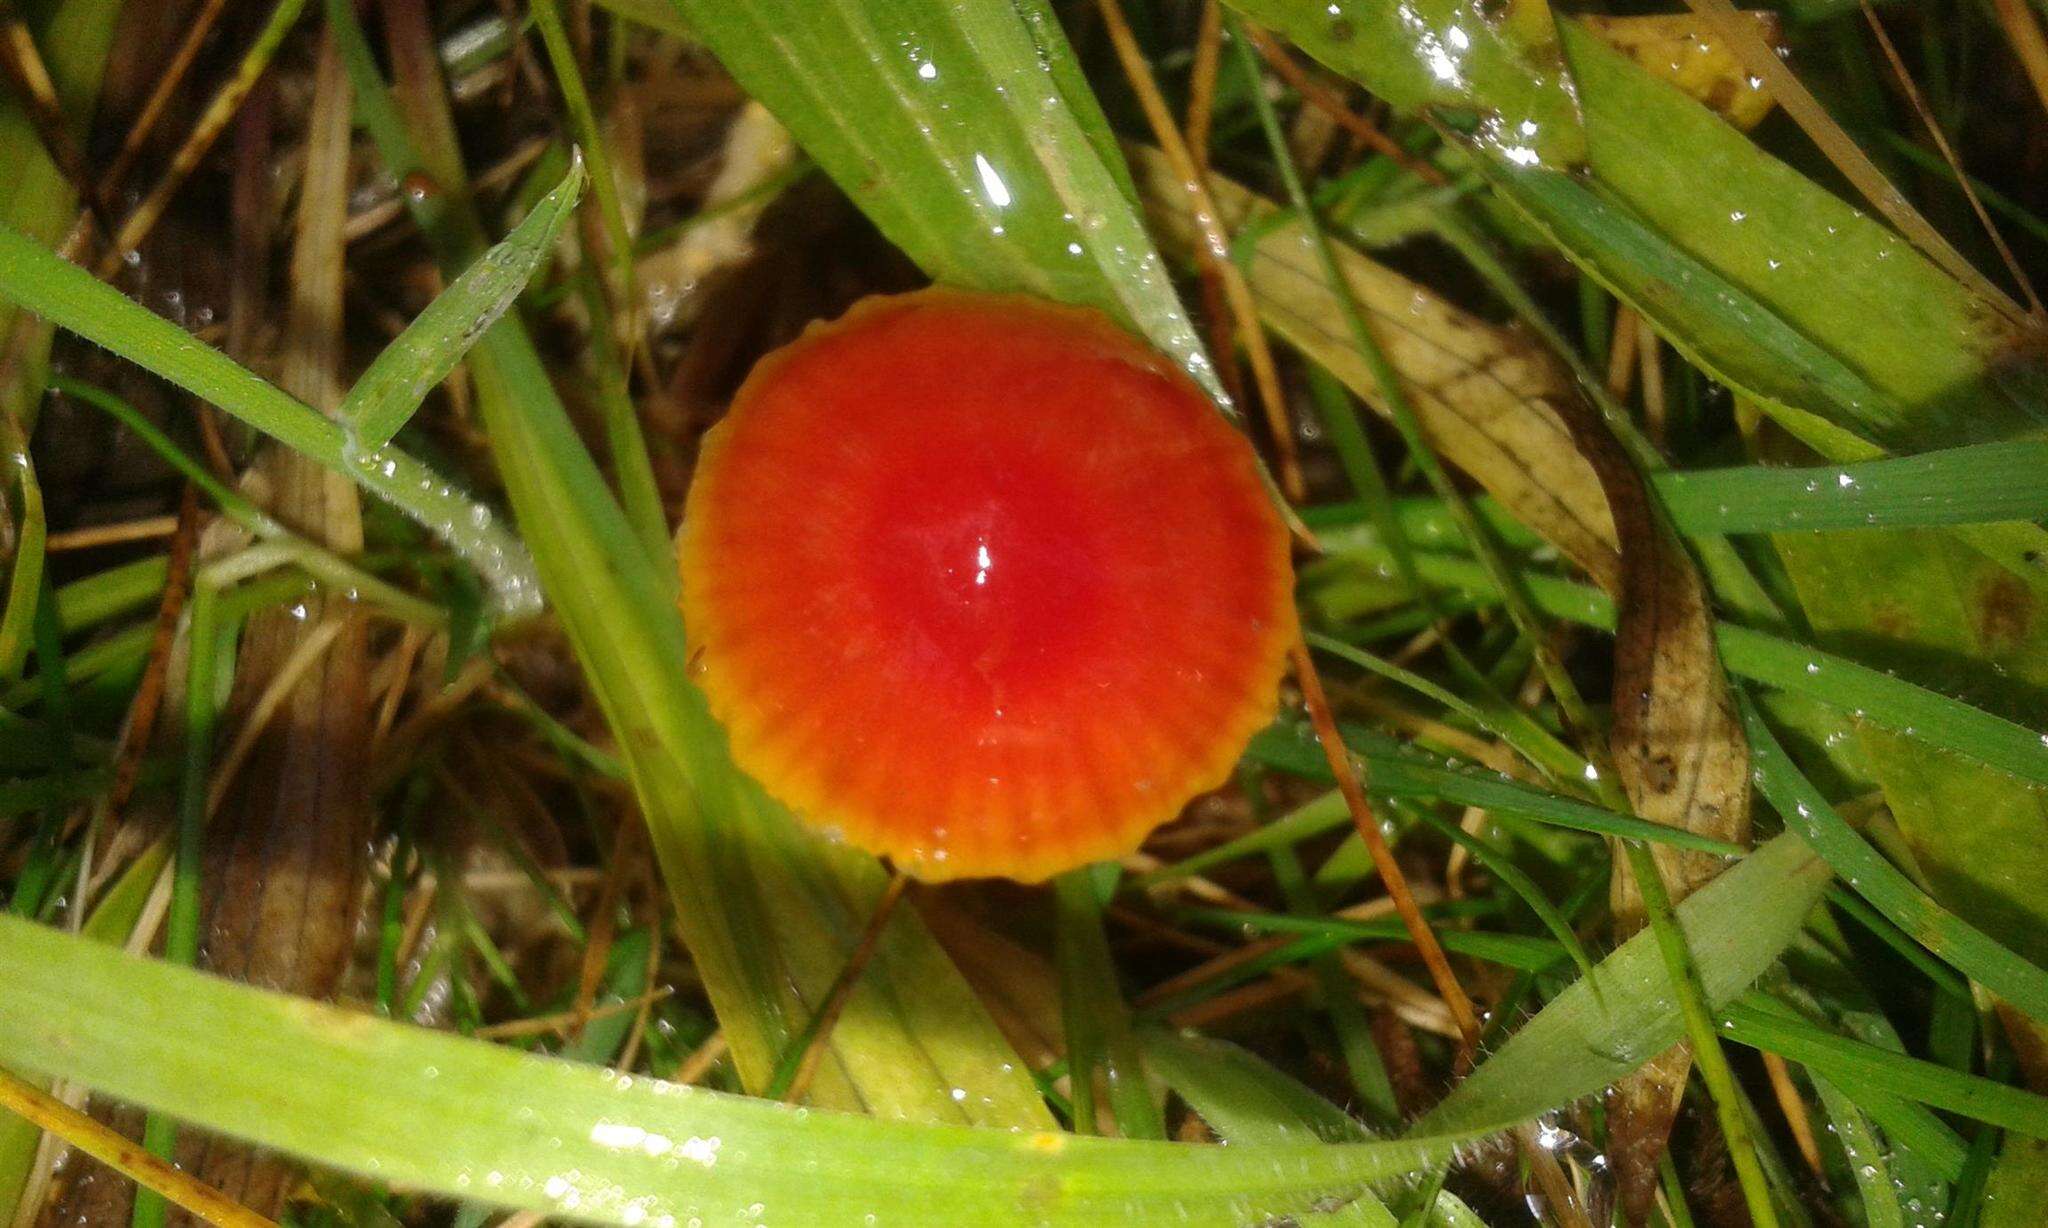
left=340, top=152, right=587, bottom=452
left=0, top=225, right=541, bottom=617
left=0, top=913, right=1474, bottom=1228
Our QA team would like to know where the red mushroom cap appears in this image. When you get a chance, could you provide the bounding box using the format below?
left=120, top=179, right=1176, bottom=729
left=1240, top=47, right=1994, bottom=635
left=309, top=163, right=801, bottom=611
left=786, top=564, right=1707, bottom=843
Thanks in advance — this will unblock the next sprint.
left=679, top=288, right=1295, bottom=881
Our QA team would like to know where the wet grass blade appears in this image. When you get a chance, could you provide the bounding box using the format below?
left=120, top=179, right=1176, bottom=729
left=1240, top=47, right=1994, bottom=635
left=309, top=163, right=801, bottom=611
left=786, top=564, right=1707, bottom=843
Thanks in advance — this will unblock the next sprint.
left=1419, top=833, right=1831, bottom=1137
left=671, top=0, right=1223, bottom=404
left=0, top=226, right=541, bottom=616
left=1311, top=437, right=2048, bottom=541
left=1133, top=723, right=1743, bottom=892
left=0, top=914, right=1473, bottom=1228
left=340, top=156, right=586, bottom=452
left=1655, top=442, right=2048, bottom=534
left=1315, top=542, right=2048, bottom=789
left=1140, top=1030, right=1403, bottom=1226
left=1722, top=996, right=2048, bottom=1138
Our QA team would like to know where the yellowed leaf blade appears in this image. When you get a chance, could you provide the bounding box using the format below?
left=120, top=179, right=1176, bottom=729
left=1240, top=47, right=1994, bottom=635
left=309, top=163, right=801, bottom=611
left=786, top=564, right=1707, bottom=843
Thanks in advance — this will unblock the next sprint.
left=1579, top=13, right=1780, bottom=131
left=1130, top=146, right=1621, bottom=590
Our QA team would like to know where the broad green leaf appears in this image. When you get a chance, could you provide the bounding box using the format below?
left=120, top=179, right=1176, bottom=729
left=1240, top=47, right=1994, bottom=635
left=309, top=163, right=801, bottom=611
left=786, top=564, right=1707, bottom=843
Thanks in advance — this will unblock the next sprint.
left=591, top=0, right=693, bottom=38
left=1226, top=0, right=1586, bottom=167
left=1239, top=2, right=2044, bottom=459
left=1547, top=22, right=2044, bottom=454
left=1743, top=696, right=2048, bottom=1025
left=0, top=914, right=1473, bottom=1228
left=670, top=0, right=1224, bottom=404
left=1768, top=523, right=2048, bottom=965
left=1983, top=1140, right=2048, bottom=1228
left=341, top=157, right=587, bottom=451
left=1418, top=832, right=1831, bottom=1136
left=0, top=837, right=170, bottom=1216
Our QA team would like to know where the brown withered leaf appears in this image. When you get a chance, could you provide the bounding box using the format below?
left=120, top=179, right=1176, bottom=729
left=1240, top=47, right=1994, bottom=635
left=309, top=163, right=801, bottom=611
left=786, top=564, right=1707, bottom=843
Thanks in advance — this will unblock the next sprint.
left=1556, top=396, right=1753, bottom=1224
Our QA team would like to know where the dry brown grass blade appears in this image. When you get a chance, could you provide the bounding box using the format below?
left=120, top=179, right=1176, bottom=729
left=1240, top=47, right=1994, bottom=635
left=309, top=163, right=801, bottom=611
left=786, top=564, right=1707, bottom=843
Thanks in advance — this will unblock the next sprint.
left=1094, top=0, right=1306, bottom=504
left=97, top=0, right=232, bottom=198
left=105, top=489, right=200, bottom=821
left=1131, top=146, right=1622, bottom=589
left=26, top=29, right=364, bottom=1228
left=185, top=33, right=371, bottom=1221
left=90, top=0, right=304, bottom=280
left=1182, top=0, right=1246, bottom=412
left=1991, top=0, right=2048, bottom=123
left=1864, top=3, right=2044, bottom=318
left=0, top=1070, right=274, bottom=1228
left=1549, top=385, right=1752, bottom=1222
left=0, top=22, right=104, bottom=232
left=1291, top=639, right=1485, bottom=1047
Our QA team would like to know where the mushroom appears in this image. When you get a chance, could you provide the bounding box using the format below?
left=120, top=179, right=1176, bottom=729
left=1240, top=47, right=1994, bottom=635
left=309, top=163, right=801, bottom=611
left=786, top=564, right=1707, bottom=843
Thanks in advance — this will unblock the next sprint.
left=679, top=288, right=1295, bottom=881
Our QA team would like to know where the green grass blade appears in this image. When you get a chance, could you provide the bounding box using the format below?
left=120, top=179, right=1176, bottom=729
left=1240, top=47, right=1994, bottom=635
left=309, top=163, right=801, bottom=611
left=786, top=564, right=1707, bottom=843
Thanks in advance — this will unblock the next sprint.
left=1418, top=833, right=1831, bottom=1136
left=1239, top=5, right=2046, bottom=458
left=0, top=914, right=1478, bottom=1228
left=1722, top=996, right=2048, bottom=1138
left=1981, top=1139, right=2048, bottom=1228
left=1136, top=725, right=1736, bottom=892
left=1305, top=632, right=1589, bottom=788
left=1655, top=443, right=2048, bottom=534
left=0, top=227, right=540, bottom=617
left=0, top=0, right=125, bottom=419
left=1407, top=806, right=1597, bottom=983
left=1180, top=909, right=1567, bottom=974
left=528, top=0, right=634, bottom=295
left=1055, top=871, right=1165, bottom=1139
left=671, top=0, right=1223, bottom=404
left=1316, top=541, right=2048, bottom=789
left=341, top=156, right=586, bottom=451
left=1811, top=1076, right=1911, bottom=1228
left=1140, top=1031, right=1402, bottom=1227
left=1314, top=443, right=2048, bottom=540
left=0, top=429, right=45, bottom=680
left=1223, top=0, right=1585, bottom=166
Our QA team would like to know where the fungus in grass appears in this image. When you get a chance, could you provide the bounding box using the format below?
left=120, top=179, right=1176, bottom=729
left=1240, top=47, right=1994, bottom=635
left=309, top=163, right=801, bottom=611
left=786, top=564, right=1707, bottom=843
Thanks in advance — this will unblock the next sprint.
left=679, top=288, right=1295, bottom=882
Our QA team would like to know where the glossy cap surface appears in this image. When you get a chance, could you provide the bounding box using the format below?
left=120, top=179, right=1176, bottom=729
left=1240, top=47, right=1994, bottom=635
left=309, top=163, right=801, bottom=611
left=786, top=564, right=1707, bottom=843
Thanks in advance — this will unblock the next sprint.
left=680, top=288, right=1294, bottom=881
